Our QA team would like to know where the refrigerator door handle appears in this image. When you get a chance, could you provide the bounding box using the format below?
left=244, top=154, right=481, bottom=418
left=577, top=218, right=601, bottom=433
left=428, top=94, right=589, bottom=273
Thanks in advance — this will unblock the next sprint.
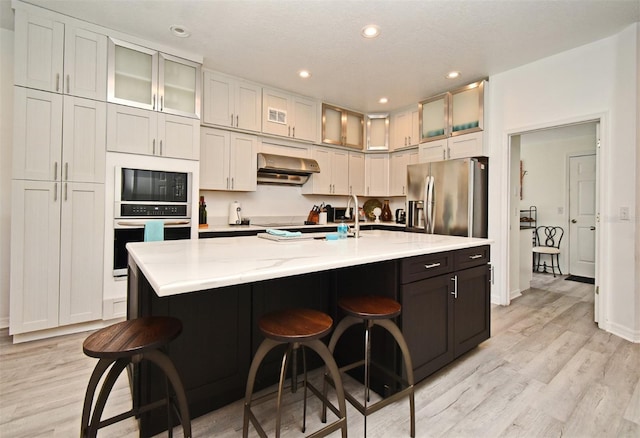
left=427, top=176, right=435, bottom=233
left=423, top=177, right=429, bottom=232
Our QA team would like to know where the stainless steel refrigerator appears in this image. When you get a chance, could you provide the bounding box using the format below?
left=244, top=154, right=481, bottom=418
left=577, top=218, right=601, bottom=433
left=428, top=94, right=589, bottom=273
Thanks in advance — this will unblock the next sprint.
left=406, top=158, right=488, bottom=237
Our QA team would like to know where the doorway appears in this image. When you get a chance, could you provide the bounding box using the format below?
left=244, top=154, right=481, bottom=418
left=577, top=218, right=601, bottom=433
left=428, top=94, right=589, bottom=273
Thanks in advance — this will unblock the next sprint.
left=509, top=121, right=598, bottom=308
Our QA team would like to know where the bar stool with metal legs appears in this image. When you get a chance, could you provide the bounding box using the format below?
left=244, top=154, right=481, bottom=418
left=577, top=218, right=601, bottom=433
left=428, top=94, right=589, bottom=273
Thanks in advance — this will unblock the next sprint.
left=80, top=316, right=191, bottom=438
left=243, top=308, right=347, bottom=438
left=323, top=295, right=415, bottom=437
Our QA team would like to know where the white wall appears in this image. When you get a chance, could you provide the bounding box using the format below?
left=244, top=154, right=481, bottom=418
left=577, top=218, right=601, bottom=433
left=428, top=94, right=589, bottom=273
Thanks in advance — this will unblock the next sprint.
left=488, top=23, right=639, bottom=341
left=0, top=29, right=13, bottom=327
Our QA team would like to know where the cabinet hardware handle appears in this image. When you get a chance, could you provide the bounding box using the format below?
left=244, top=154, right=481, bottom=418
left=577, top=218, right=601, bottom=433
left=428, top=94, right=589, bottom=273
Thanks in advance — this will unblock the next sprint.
left=490, top=264, right=494, bottom=285
left=56, top=73, right=60, bottom=92
left=160, top=140, right=163, bottom=155
left=442, top=150, right=446, bottom=160
left=231, top=178, right=234, bottom=189
left=64, top=182, right=68, bottom=201
left=54, top=182, right=58, bottom=201
left=152, top=139, right=156, bottom=154
left=288, top=126, right=291, bottom=137
left=226, top=177, right=229, bottom=189
left=571, top=219, right=577, bottom=223
left=447, top=146, right=451, bottom=160
left=54, top=161, right=58, bottom=180
left=469, top=254, right=483, bottom=260
left=64, top=162, right=68, bottom=180
left=590, top=226, right=596, bottom=231
left=153, top=94, right=156, bottom=111
left=424, top=262, right=441, bottom=269
left=66, top=75, right=70, bottom=93
left=451, top=275, right=458, bottom=298
left=408, top=136, right=411, bottom=144
left=292, top=126, right=296, bottom=137
left=160, top=96, right=164, bottom=111
left=231, top=114, right=234, bottom=126
left=236, top=115, right=239, bottom=127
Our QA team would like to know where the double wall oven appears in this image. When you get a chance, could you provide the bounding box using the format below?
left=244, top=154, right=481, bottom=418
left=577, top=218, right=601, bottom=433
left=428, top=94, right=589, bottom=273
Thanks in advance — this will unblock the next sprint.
left=113, top=167, right=192, bottom=277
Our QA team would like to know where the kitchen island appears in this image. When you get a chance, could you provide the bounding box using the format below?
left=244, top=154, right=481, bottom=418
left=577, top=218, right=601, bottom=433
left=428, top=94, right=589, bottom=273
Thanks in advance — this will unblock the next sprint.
left=127, top=230, right=491, bottom=436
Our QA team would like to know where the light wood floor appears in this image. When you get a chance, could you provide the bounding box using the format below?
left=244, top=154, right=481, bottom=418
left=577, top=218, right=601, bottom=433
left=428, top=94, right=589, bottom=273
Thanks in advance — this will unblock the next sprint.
left=1, top=274, right=639, bottom=437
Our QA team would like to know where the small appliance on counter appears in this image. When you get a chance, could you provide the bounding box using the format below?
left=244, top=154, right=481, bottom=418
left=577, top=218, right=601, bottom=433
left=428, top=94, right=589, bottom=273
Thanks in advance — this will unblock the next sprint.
left=395, top=208, right=406, bottom=224
left=228, top=201, right=242, bottom=225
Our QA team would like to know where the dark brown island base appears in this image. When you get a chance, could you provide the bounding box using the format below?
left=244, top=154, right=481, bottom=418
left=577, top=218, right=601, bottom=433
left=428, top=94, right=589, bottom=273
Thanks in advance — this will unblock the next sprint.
left=126, top=230, right=491, bottom=436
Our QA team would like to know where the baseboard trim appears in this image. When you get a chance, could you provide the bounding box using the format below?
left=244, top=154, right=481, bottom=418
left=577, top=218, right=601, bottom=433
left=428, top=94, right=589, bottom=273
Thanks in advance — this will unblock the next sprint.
left=11, top=318, right=124, bottom=344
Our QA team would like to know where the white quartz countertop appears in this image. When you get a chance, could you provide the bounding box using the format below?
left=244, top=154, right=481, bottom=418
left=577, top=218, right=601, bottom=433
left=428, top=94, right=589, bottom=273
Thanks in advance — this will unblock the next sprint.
left=127, top=230, right=491, bottom=297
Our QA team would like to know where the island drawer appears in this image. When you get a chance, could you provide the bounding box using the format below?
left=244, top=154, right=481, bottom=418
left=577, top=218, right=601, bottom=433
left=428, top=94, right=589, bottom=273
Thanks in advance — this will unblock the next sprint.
left=400, top=251, right=453, bottom=284
left=454, top=245, right=490, bottom=271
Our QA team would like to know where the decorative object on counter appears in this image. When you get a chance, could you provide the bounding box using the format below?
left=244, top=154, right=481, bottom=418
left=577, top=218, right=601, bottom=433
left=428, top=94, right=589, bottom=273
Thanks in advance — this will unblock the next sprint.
left=228, top=201, right=242, bottom=225
left=395, top=208, right=406, bottom=224
left=362, top=199, right=382, bottom=221
left=373, top=207, right=382, bottom=223
left=199, top=196, right=207, bottom=226
left=381, top=199, right=393, bottom=222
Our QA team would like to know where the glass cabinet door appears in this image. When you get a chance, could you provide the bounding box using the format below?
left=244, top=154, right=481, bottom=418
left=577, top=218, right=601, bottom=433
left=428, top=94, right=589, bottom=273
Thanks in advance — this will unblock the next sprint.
left=366, top=114, right=389, bottom=150
left=322, top=104, right=343, bottom=145
left=344, top=110, right=364, bottom=149
left=419, top=92, right=449, bottom=142
left=159, top=53, right=201, bottom=118
left=108, top=38, right=157, bottom=110
left=450, top=80, right=484, bottom=136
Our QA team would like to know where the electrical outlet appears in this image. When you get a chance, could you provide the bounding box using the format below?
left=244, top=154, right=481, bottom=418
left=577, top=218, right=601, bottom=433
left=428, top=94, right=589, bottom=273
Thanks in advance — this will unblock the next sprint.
left=620, top=207, right=629, bottom=221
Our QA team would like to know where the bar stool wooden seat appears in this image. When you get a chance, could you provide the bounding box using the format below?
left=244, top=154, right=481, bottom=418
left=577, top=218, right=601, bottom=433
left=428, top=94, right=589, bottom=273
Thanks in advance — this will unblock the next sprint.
left=80, top=316, right=191, bottom=438
left=243, top=308, right=347, bottom=438
left=323, top=295, right=415, bottom=437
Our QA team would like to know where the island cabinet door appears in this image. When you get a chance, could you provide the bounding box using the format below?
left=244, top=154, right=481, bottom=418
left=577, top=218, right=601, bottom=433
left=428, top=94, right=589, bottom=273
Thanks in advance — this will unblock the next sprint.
left=135, top=282, right=252, bottom=437
left=452, top=263, right=491, bottom=358
left=400, top=273, right=454, bottom=383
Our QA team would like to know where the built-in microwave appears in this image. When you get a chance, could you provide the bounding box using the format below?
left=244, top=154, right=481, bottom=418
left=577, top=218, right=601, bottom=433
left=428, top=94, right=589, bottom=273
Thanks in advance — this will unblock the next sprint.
left=114, top=167, right=192, bottom=218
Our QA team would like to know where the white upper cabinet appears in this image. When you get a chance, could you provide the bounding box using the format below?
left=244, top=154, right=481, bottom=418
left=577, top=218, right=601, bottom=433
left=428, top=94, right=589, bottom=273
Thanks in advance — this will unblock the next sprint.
left=262, top=88, right=317, bottom=142
left=348, top=151, right=365, bottom=196
left=202, top=70, right=262, bottom=132
left=200, top=127, right=257, bottom=191
left=106, top=104, right=200, bottom=160
left=366, top=114, right=389, bottom=151
left=389, top=148, right=418, bottom=196
left=365, top=153, right=389, bottom=197
left=391, top=106, right=419, bottom=150
left=14, top=10, right=107, bottom=100
left=302, top=147, right=350, bottom=195
left=108, top=38, right=201, bottom=118
left=13, top=88, right=106, bottom=183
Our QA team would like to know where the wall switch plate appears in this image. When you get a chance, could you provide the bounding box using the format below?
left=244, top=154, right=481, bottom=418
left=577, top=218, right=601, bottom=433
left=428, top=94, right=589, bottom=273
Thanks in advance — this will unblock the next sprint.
left=620, top=206, right=629, bottom=221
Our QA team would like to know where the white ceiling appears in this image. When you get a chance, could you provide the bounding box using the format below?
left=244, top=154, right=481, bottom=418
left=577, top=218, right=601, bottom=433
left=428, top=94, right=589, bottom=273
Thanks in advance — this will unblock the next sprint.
left=2, top=0, right=639, bottom=113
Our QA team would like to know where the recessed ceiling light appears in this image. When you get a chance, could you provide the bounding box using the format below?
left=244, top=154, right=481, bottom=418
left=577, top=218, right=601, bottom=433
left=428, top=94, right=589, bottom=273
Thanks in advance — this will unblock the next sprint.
left=169, top=25, right=191, bottom=38
left=446, top=71, right=461, bottom=79
left=361, top=24, right=381, bottom=39
left=298, top=70, right=312, bottom=79
left=378, top=97, right=388, bottom=104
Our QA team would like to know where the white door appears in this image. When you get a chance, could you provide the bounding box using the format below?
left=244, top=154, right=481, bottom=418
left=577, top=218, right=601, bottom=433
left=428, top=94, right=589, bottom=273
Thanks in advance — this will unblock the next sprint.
left=569, top=154, right=596, bottom=278
left=229, top=133, right=257, bottom=191
left=200, top=127, right=230, bottom=190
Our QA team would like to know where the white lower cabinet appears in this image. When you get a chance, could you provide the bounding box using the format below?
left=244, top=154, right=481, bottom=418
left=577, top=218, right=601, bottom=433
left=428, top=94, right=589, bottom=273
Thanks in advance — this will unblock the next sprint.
left=107, top=104, right=199, bottom=160
left=200, top=127, right=257, bottom=191
left=390, top=149, right=418, bottom=196
left=365, top=154, right=389, bottom=197
left=10, top=180, right=104, bottom=334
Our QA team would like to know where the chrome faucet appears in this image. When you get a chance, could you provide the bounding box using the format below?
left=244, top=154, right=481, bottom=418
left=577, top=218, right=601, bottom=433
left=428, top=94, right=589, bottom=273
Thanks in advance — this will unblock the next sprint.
left=346, top=194, right=360, bottom=238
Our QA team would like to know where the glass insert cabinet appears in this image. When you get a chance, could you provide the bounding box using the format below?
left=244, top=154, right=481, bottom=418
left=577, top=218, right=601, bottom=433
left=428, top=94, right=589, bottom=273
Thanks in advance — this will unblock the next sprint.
left=107, top=38, right=201, bottom=119
left=419, top=79, right=486, bottom=143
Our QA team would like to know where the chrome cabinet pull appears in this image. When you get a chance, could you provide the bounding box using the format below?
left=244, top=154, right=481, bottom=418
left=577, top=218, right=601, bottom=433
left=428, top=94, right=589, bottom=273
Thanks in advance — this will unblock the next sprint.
left=152, top=94, right=156, bottom=110
left=54, top=182, right=57, bottom=201
left=56, top=73, right=60, bottom=92
left=469, top=254, right=483, bottom=260
left=451, top=275, right=458, bottom=298
left=66, top=75, right=70, bottom=93
left=64, top=182, right=68, bottom=201
left=231, top=178, right=234, bottom=190
left=424, top=262, right=441, bottom=269
left=64, top=162, right=68, bottom=180
left=54, top=162, right=58, bottom=180
left=230, top=114, right=234, bottom=126
left=152, top=139, right=156, bottom=154
left=159, top=140, right=163, bottom=156
left=442, top=150, right=446, bottom=160
left=226, top=177, right=229, bottom=189
left=160, top=96, right=163, bottom=111
left=288, top=126, right=291, bottom=137
left=236, top=115, right=239, bottom=127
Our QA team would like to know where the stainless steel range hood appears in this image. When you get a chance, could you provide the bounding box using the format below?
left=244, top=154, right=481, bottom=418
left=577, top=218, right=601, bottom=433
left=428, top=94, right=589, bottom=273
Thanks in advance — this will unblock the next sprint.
left=256, top=152, right=320, bottom=186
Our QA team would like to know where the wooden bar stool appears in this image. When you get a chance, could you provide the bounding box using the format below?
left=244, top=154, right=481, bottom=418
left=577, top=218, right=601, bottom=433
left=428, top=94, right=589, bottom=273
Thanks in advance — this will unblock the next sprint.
left=80, top=316, right=191, bottom=438
left=323, top=295, right=415, bottom=437
left=243, top=308, right=347, bottom=438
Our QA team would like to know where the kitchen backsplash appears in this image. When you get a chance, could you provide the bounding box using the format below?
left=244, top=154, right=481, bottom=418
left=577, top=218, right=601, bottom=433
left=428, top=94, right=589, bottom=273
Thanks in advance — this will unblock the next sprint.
left=200, top=185, right=406, bottom=224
